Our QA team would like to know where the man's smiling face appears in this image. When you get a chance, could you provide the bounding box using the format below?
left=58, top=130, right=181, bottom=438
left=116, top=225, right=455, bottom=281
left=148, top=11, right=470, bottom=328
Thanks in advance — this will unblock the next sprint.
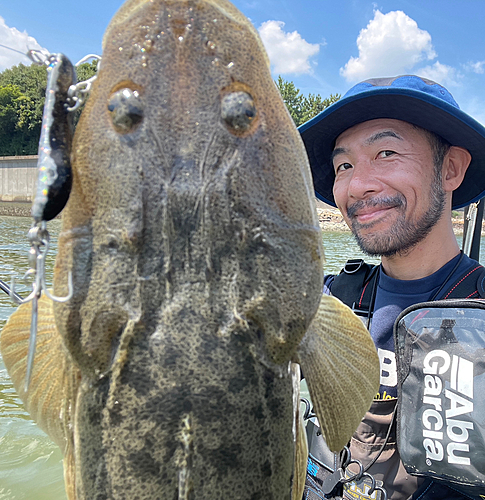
left=332, top=119, right=446, bottom=257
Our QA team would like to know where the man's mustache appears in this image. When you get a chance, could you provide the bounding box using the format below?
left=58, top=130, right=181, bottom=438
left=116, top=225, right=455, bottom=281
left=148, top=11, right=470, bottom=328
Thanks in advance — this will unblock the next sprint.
left=346, top=195, right=406, bottom=219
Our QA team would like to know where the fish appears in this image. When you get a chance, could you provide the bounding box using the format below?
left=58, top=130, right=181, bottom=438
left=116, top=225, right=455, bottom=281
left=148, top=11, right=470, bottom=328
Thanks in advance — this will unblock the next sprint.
left=0, top=0, right=380, bottom=499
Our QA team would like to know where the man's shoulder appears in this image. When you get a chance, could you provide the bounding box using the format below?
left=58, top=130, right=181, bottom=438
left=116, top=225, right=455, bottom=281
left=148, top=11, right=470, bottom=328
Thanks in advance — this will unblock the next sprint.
left=325, top=259, right=377, bottom=286
left=456, top=253, right=481, bottom=272
left=324, top=259, right=379, bottom=307
left=444, top=253, right=485, bottom=300
left=325, top=254, right=485, bottom=302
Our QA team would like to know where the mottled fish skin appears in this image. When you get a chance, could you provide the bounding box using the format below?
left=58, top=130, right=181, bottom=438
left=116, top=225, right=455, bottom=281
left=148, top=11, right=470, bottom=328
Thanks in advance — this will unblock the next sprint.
left=52, top=0, right=323, bottom=498
left=1, top=1, right=381, bottom=498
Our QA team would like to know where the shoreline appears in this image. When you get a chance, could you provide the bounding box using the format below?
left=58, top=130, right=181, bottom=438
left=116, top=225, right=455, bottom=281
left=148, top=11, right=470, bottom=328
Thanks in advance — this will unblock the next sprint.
left=0, top=202, right=474, bottom=235
left=317, top=208, right=473, bottom=236
left=0, top=202, right=34, bottom=218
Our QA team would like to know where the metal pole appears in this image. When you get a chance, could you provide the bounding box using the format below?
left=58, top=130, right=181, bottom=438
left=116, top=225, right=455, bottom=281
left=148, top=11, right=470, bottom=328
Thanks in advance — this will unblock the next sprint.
left=462, top=203, right=478, bottom=257
left=470, top=200, right=484, bottom=262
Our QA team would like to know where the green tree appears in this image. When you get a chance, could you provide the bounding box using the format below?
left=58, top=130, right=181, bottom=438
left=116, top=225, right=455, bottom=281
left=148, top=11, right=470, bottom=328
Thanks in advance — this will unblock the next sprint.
left=0, top=63, right=47, bottom=154
left=0, top=85, right=23, bottom=150
left=0, top=84, right=39, bottom=155
left=275, top=76, right=305, bottom=125
left=275, top=75, right=340, bottom=127
left=0, top=59, right=99, bottom=155
left=301, top=92, right=340, bottom=125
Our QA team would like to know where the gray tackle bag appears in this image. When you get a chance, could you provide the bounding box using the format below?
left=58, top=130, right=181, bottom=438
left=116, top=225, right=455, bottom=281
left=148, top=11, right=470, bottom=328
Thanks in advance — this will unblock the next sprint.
left=395, top=299, right=485, bottom=498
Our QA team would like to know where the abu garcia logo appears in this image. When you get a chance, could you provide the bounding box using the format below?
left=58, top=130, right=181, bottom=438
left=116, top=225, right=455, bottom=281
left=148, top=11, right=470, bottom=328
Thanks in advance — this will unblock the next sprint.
left=422, top=349, right=474, bottom=465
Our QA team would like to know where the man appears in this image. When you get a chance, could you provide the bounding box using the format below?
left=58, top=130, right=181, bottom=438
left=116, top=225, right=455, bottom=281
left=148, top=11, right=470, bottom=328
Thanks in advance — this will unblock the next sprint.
left=299, top=75, right=485, bottom=500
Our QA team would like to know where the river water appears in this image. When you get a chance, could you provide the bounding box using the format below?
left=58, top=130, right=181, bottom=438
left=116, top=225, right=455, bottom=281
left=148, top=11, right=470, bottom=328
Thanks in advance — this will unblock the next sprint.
left=0, top=217, right=65, bottom=500
left=0, top=215, right=475, bottom=498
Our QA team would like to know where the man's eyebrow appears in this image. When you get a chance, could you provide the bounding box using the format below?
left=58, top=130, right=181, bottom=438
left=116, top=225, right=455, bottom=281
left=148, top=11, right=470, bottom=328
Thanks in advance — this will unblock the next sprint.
left=364, top=130, right=403, bottom=145
left=330, top=130, right=403, bottom=164
left=331, top=147, right=348, bottom=164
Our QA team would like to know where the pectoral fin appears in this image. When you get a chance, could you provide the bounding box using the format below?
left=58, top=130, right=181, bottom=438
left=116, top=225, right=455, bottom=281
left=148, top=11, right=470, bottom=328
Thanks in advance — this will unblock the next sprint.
left=297, top=294, right=379, bottom=452
left=0, top=294, right=80, bottom=454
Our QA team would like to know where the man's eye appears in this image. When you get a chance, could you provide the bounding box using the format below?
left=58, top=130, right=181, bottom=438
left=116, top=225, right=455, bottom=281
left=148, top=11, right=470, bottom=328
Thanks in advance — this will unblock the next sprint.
left=378, top=150, right=396, bottom=158
left=335, top=162, right=353, bottom=173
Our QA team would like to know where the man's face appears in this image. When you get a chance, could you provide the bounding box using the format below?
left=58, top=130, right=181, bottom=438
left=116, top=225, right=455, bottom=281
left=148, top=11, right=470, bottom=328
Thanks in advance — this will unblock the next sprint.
left=332, top=119, right=446, bottom=257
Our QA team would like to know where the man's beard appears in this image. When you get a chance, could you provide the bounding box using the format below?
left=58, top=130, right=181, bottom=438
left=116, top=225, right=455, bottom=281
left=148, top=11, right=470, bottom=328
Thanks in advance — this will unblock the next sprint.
left=346, top=174, right=446, bottom=258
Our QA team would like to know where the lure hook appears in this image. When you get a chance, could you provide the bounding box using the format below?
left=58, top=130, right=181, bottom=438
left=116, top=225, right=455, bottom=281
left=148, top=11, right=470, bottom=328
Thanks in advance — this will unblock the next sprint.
left=9, top=223, right=73, bottom=392
left=67, top=54, right=102, bottom=112
left=43, top=269, right=73, bottom=303
left=9, top=226, right=47, bottom=305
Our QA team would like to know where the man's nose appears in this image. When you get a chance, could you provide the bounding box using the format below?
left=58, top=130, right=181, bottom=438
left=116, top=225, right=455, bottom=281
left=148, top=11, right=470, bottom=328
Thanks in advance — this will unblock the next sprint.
left=347, top=161, right=380, bottom=201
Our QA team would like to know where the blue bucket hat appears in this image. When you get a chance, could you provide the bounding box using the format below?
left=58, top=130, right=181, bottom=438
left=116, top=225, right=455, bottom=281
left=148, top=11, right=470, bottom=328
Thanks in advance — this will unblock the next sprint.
left=299, top=75, right=485, bottom=210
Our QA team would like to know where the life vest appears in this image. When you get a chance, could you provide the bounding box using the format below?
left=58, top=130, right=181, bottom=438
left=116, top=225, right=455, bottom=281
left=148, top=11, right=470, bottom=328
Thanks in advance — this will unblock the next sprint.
left=304, top=257, right=485, bottom=500
left=330, top=258, right=485, bottom=321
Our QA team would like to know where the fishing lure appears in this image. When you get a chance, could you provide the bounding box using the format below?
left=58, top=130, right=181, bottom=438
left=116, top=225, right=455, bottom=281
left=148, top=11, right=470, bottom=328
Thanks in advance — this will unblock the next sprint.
left=31, top=52, right=76, bottom=222
left=8, top=51, right=100, bottom=391
left=8, top=52, right=78, bottom=391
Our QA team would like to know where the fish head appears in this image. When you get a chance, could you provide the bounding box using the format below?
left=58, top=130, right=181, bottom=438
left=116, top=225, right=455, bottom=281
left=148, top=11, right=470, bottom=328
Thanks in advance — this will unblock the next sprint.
left=55, top=0, right=324, bottom=375
left=48, top=2, right=325, bottom=496
left=0, top=2, right=381, bottom=498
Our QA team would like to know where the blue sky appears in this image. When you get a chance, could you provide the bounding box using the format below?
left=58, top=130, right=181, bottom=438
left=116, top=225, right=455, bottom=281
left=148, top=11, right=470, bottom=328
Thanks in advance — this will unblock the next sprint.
left=1, top=0, right=485, bottom=124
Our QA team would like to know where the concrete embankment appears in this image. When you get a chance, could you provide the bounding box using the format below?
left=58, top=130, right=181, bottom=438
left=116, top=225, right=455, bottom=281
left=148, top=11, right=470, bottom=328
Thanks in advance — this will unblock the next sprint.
left=0, top=156, right=37, bottom=204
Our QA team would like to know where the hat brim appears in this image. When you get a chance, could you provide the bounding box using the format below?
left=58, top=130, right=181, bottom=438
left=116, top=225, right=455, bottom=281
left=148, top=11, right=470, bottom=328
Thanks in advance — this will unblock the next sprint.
left=299, top=87, right=485, bottom=210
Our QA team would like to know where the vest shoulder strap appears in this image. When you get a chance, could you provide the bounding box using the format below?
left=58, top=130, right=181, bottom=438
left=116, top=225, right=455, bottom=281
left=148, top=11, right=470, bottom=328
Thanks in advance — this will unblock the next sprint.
left=330, top=259, right=378, bottom=313
left=440, top=263, right=485, bottom=299
left=331, top=258, right=485, bottom=309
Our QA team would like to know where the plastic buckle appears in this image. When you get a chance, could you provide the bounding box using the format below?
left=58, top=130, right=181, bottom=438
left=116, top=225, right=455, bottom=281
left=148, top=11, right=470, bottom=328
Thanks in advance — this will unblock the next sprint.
left=343, top=259, right=365, bottom=274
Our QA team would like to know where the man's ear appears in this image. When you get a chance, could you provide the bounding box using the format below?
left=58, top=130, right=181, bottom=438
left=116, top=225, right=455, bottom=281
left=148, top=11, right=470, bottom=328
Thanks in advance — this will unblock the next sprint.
left=442, top=146, right=472, bottom=193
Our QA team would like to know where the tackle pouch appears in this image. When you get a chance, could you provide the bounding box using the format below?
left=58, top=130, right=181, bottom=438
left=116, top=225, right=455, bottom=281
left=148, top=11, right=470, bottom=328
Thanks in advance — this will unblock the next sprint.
left=394, top=299, right=485, bottom=496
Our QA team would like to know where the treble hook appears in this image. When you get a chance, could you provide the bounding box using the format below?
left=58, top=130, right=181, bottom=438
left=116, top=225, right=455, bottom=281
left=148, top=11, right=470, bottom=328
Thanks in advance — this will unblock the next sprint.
left=10, top=227, right=46, bottom=306
left=67, top=53, right=102, bottom=112
left=9, top=223, right=73, bottom=392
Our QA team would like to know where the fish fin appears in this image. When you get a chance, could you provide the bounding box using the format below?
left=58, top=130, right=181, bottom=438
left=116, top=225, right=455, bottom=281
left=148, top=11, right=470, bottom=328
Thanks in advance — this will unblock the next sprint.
left=0, top=294, right=80, bottom=453
left=63, top=442, right=77, bottom=500
left=292, top=415, right=308, bottom=500
left=292, top=363, right=308, bottom=500
left=297, top=294, right=379, bottom=452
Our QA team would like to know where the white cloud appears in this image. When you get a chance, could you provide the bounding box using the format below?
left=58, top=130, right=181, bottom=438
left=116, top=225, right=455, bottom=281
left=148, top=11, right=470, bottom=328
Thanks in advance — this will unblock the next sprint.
left=258, top=20, right=320, bottom=75
left=340, top=10, right=436, bottom=82
left=0, top=16, right=48, bottom=71
left=416, top=61, right=461, bottom=86
left=463, top=60, right=485, bottom=74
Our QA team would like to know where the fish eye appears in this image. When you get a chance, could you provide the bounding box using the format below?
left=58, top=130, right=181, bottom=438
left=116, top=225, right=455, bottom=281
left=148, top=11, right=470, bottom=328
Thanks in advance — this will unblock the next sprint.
left=107, top=87, right=144, bottom=134
left=221, top=91, right=257, bottom=134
